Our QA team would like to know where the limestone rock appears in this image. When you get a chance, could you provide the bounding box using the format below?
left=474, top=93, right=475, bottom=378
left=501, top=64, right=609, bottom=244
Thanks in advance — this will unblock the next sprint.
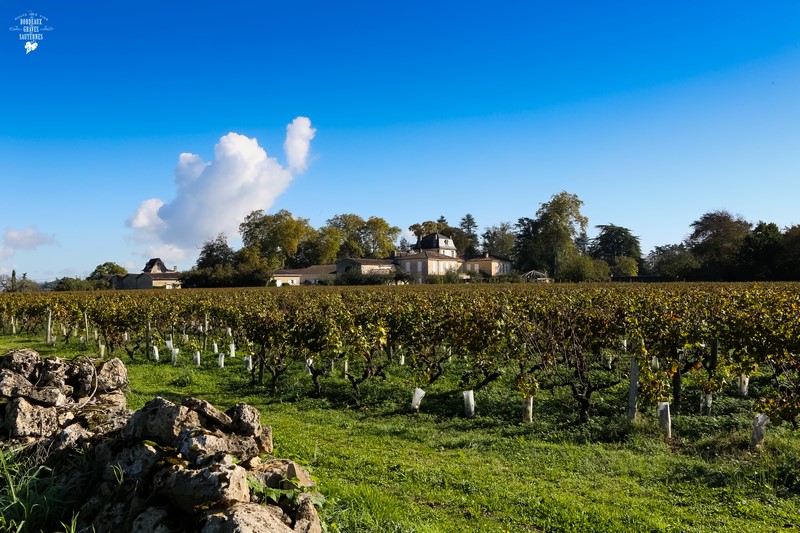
left=227, top=403, right=262, bottom=437
left=0, top=369, right=33, bottom=399
left=176, top=429, right=230, bottom=464
left=183, top=397, right=233, bottom=430
left=95, top=390, right=127, bottom=410
left=0, top=349, right=41, bottom=382
left=38, top=357, right=68, bottom=389
left=68, top=361, right=96, bottom=398
left=256, top=425, right=274, bottom=454
left=51, top=423, right=91, bottom=453
left=131, top=507, right=173, bottom=533
left=154, top=456, right=250, bottom=513
left=285, top=461, right=315, bottom=491
left=201, top=502, right=294, bottom=533
left=97, top=357, right=128, bottom=392
left=105, top=442, right=163, bottom=481
left=123, top=396, right=201, bottom=446
left=26, top=386, right=67, bottom=407
left=5, top=397, right=58, bottom=438
left=294, top=493, right=323, bottom=533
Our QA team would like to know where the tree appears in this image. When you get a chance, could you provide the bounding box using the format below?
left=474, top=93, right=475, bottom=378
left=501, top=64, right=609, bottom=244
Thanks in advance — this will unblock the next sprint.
left=778, top=225, right=800, bottom=280
left=196, top=233, right=235, bottom=270
left=408, top=221, right=441, bottom=240
left=362, top=216, right=402, bottom=258
left=645, top=243, right=699, bottom=280
left=329, top=214, right=400, bottom=259
left=611, top=256, right=638, bottom=277
left=513, top=191, right=588, bottom=277
left=87, top=262, right=127, bottom=281
left=559, top=254, right=610, bottom=282
left=0, top=271, right=40, bottom=292
left=290, top=226, right=343, bottom=268
left=687, top=210, right=751, bottom=280
left=54, top=277, right=97, bottom=291
left=481, top=222, right=515, bottom=258
left=459, top=213, right=480, bottom=256
left=589, top=224, right=642, bottom=266
left=240, top=209, right=314, bottom=270
left=739, top=221, right=783, bottom=280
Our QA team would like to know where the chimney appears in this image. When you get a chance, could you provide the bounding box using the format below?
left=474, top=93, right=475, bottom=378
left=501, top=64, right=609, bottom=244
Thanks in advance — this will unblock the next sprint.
left=173, top=265, right=178, bottom=272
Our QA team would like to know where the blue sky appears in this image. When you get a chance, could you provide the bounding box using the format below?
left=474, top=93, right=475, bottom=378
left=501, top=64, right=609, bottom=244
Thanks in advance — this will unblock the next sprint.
left=2, top=1, right=799, bottom=281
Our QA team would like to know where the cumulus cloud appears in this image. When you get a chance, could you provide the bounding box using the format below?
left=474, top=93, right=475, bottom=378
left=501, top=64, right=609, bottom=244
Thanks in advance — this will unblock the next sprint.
left=5, top=226, right=56, bottom=250
left=284, top=116, right=316, bottom=173
left=127, top=117, right=315, bottom=257
left=0, top=226, right=57, bottom=262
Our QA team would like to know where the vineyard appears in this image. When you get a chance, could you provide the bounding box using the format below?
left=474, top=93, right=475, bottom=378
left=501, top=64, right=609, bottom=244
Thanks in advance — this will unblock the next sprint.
left=2, top=283, right=800, bottom=531
left=1, top=283, right=799, bottom=433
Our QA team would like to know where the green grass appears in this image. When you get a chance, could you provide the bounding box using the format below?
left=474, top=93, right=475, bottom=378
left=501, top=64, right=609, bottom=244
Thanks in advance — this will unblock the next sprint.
left=2, top=335, right=800, bottom=532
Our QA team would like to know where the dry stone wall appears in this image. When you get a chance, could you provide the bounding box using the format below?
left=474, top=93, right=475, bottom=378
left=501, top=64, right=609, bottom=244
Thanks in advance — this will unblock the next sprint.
left=0, top=349, right=322, bottom=533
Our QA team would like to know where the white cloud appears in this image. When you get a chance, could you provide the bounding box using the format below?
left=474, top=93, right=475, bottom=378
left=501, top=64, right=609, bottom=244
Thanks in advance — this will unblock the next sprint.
left=4, top=226, right=56, bottom=250
left=127, top=117, right=315, bottom=259
left=0, top=226, right=57, bottom=263
left=284, top=116, right=316, bottom=173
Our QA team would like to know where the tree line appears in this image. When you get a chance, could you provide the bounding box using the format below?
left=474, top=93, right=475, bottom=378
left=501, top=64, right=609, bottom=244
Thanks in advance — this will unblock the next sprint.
left=5, top=191, right=799, bottom=292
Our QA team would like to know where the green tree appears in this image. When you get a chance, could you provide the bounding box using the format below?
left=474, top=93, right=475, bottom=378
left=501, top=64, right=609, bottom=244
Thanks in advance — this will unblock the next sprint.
left=688, top=210, right=751, bottom=280
left=240, top=209, right=314, bottom=269
left=459, top=214, right=480, bottom=256
left=611, top=256, right=638, bottom=277
left=87, top=262, right=127, bottom=281
left=196, top=233, right=235, bottom=270
left=513, top=191, right=588, bottom=277
left=54, top=277, right=97, bottom=291
left=481, top=222, right=515, bottom=257
left=290, top=226, right=344, bottom=268
left=589, top=224, right=642, bottom=266
left=645, top=243, right=699, bottom=280
left=408, top=221, right=441, bottom=240
left=559, top=254, right=610, bottom=282
left=778, top=225, right=800, bottom=280
left=0, top=271, right=40, bottom=292
left=363, top=216, right=402, bottom=258
left=329, top=214, right=399, bottom=259
left=739, top=221, right=783, bottom=280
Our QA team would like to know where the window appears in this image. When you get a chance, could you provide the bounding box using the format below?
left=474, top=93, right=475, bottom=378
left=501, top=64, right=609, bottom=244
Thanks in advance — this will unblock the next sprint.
left=405, top=262, right=411, bottom=272
left=417, top=261, right=422, bottom=272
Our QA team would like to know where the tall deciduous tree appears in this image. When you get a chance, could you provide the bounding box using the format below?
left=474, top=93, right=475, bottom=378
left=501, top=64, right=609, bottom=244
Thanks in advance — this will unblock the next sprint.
left=87, top=262, right=128, bottom=280
left=688, top=210, right=751, bottom=280
left=513, top=191, right=588, bottom=277
left=196, top=233, right=235, bottom=270
left=645, top=243, right=699, bottom=280
left=328, top=214, right=400, bottom=259
left=240, top=209, right=314, bottom=270
left=481, top=222, right=515, bottom=258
